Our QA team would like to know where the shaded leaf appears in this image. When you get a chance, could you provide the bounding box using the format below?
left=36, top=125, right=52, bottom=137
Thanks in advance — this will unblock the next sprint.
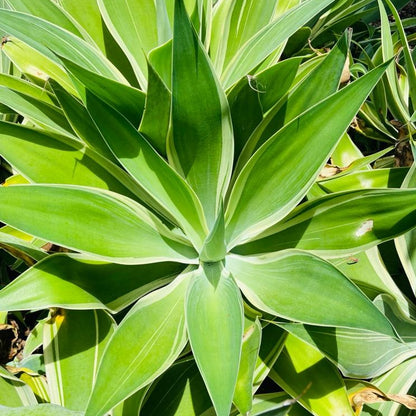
left=85, top=272, right=191, bottom=416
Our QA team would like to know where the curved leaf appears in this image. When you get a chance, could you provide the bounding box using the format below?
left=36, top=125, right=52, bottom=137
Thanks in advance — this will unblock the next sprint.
left=234, top=188, right=416, bottom=257
left=225, top=63, right=389, bottom=248
left=0, top=9, right=124, bottom=82
left=226, top=251, right=395, bottom=336
left=97, top=0, right=162, bottom=88
left=85, top=91, right=208, bottom=250
left=171, top=0, right=233, bottom=228
left=0, top=184, right=198, bottom=264
left=85, top=272, right=191, bottom=416
left=0, top=254, right=184, bottom=313
left=279, top=322, right=415, bottom=379
left=0, top=122, right=144, bottom=200
left=270, top=334, right=355, bottom=416
left=221, top=0, right=336, bottom=88
left=186, top=263, right=244, bottom=416
left=140, top=359, right=212, bottom=416
left=233, top=315, right=261, bottom=415
left=43, top=309, right=115, bottom=411
left=0, top=404, right=83, bottom=415
left=61, top=57, right=145, bottom=128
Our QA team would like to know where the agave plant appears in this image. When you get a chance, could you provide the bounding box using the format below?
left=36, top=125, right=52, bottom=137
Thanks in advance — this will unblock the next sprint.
left=1, top=0, right=416, bottom=415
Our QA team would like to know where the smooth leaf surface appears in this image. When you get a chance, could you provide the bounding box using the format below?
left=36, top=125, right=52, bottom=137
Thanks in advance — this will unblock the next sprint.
left=221, top=0, right=336, bottom=88
left=0, top=87, right=74, bottom=135
left=0, top=231, right=47, bottom=263
left=317, top=168, right=408, bottom=193
left=270, top=334, right=355, bottom=416
left=253, top=323, right=287, bottom=393
left=97, top=0, right=161, bottom=88
left=171, top=0, right=233, bottom=228
left=0, top=404, right=83, bottom=415
left=0, top=367, right=37, bottom=407
left=50, top=80, right=118, bottom=163
left=233, top=315, right=261, bottom=415
left=278, top=323, right=414, bottom=379
left=226, top=251, right=395, bottom=336
left=6, top=0, right=90, bottom=41
left=140, top=359, right=212, bottom=416
left=0, top=122, right=142, bottom=199
left=0, top=9, right=124, bottom=82
left=0, top=185, right=197, bottom=264
left=227, top=57, right=301, bottom=163
left=331, top=247, right=415, bottom=316
left=235, top=30, right=351, bottom=173
left=85, top=272, right=191, bottom=416
left=43, top=309, right=115, bottom=411
left=86, top=91, right=208, bottom=250
left=234, top=189, right=416, bottom=257
left=186, top=263, right=244, bottom=416
left=63, top=58, right=145, bottom=127
left=1, top=37, right=77, bottom=96
left=225, top=63, right=388, bottom=248
left=0, top=254, right=184, bottom=313
left=139, top=60, right=171, bottom=156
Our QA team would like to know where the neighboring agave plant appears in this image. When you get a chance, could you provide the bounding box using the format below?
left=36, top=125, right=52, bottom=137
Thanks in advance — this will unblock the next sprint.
left=1, top=1, right=416, bottom=415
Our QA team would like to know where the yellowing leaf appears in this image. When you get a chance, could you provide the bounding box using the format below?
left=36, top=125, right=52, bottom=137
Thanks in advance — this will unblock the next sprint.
left=350, top=386, right=416, bottom=415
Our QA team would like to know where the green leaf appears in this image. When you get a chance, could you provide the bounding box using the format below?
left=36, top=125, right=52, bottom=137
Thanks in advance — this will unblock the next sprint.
left=378, top=0, right=409, bottom=121
left=317, top=168, right=408, bottom=193
left=0, top=74, right=56, bottom=106
left=1, top=37, right=78, bottom=96
left=235, top=188, right=416, bottom=257
left=253, top=324, right=287, bottom=393
left=278, top=321, right=415, bottom=379
left=235, top=30, right=351, bottom=173
left=210, top=0, right=279, bottom=75
left=43, top=309, right=115, bottom=411
left=0, top=253, right=184, bottom=313
left=226, top=251, right=395, bottom=336
left=6, top=0, right=92, bottom=43
left=0, top=184, right=198, bottom=264
left=331, top=247, right=415, bottom=315
left=0, top=367, right=37, bottom=407
left=233, top=315, right=262, bottom=415
left=140, top=359, right=212, bottom=416
left=62, top=58, right=145, bottom=127
left=0, top=9, right=124, bottom=82
left=221, top=0, right=336, bottom=88
left=235, top=392, right=300, bottom=416
left=85, top=272, right=191, bottom=416
left=171, top=0, right=233, bottom=228
left=200, top=203, right=226, bottom=262
left=97, top=0, right=164, bottom=88
left=396, top=162, right=416, bottom=297
left=50, top=80, right=119, bottom=163
left=0, top=404, right=83, bottom=415
left=225, top=63, right=389, bottom=248
left=186, top=263, right=244, bottom=416
left=227, top=57, right=302, bottom=164
left=0, top=231, right=47, bottom=263
left=139, top=60, right=171, bottom=156
left=0, top=87, right=74, bottom=136
left=0, top=122, right=144, bottom=200
left=85, top=91, right=208, bottom=250
left=270, top=334, right=355, bottom=416
left=357, top=356, right=416, bottom=415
